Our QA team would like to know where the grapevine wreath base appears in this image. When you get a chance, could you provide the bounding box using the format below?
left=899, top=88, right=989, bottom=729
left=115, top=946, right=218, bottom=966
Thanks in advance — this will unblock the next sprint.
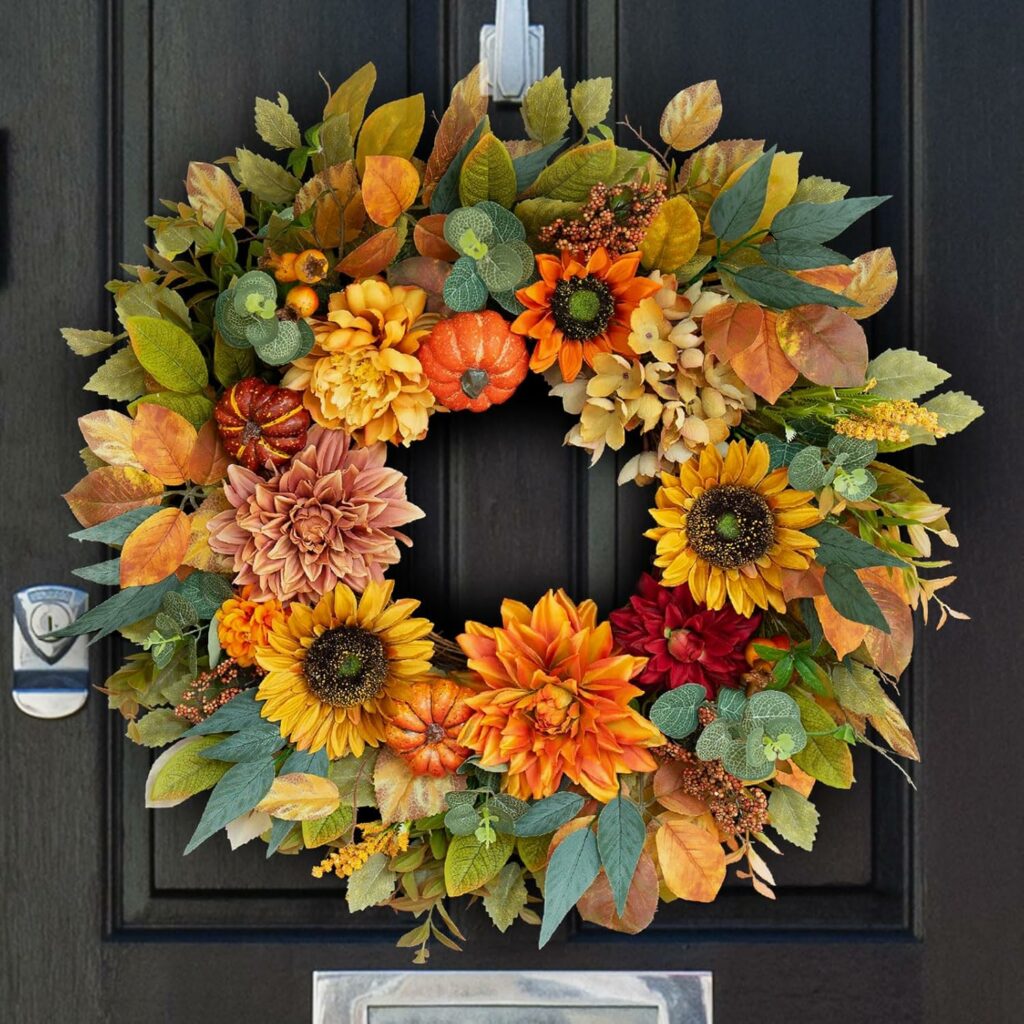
left=56, top=64, right=980, bottom=960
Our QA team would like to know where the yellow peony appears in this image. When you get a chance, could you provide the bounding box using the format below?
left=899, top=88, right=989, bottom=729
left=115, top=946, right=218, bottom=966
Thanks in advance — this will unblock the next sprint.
left=282, top=279, right=435, bottom=446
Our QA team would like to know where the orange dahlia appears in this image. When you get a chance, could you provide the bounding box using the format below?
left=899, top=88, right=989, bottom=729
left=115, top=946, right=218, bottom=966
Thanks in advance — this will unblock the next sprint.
left=216, top=587, right=286, bottom=668
left=511, top=247, right=660, bottom=383
left=456, top=590, right=663, bottom=802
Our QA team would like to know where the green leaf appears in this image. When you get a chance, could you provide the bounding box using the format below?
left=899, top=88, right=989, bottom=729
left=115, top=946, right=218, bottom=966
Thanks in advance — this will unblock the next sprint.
left=743, top=689, right=802, bottom=730
left=539, top=827, right=601, bottom=948
left=72, top=557, right=121, bottom=584
left=47, top=576, right=179, bottom=643
left=346, top=852, right=397, bottom=912
left=514, top=792, right=585, bottom=837
left=483, top=862, right=528, bottom=933
left=865, top=348, right=951, bottom=401
left=320, top=112, right=354, bottom=166
left=511, top=139, right=566, bottom=193
left=115, top=281, right=190, bottom=327
left=177, top=571, right=233, bottom=620
left=200, top=724, right=284, bottom=763
left=514, top=197, right=581, bottom=237
left=832, top=661, right=887, bottom=716
left=443, top=256, right=488, bottom=312
left=827, top=434, right=877, bottom=469
left=459, top=132, right=517, bottom=208
left=787, top=446, right=828, bottom=490
left=649, top=683, right=706, bottom=739
left=213, top=334, right=256, bottom=387
left=695, top=718, right=736, bottom=761
left=760, top=238, right=848, bottom=270
left=833, top=467, right=877, bottom=501
left=924, top=391, right=984, bottom=435
left=529, top=140, right=616, bottom=201
left=522, top=69, right=571, bottom=145
left=769, top=196, right=890, bottom=244
left=301, top=803, right=354, bottom=849
left=807, top=521, right=905, bottom=570
left=489, top=793, right=529, bottom=834
left=430, top=117, right=488, bottom=214
left=254, top=94, right=301, bottom=151
left=571, top=77, right=613, bottom=131
left=187, top=690, right=262, bottom=736
left=730, top=264, right=859, bottom=310
left=768, top=785, right=819, bottom=850
left=130, top=708, right=189, bottom=748
left=235, top=148, right=301, bottom=204
left=125, top=316, right=208, bottom=393
left=709, top=145, right=776, bottom=242
left=84, top=346, right=147, bottom=401
left=330, top=750, right=379, bottom=807
left=130, top=391, right=214, bottom=429
left=597, top=797, right=645, bottom=917
left=757, top=432, right=803, bottom=470
left=62, top=327, right=119, bottom=356
left=823, top=565, right=890, bottom=631
left=185, top=758, right=276, bottom=853
left=444, top=831, right=514, bottom=896
left=476, top=244, right=527, bottom=292
left=715, top=688, right=747, bottom=721
left=148, top=735, right=231, bottom=803
left=444, top=802, right=481, bottom=836
left=790, top=690, right=854, bottom=788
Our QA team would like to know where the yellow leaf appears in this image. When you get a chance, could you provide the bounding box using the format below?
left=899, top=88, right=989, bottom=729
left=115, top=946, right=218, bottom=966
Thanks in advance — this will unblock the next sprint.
left=186, top=161, right=245, bottom=231
left=640, top=195, right=700, bottom=271
left=119, top=507, right=190, bottom=587
left=77, top=410, right=143, bottom=469
left=361, top=155, right=420, bottom=227
left=183, top=492, right=233, bottom=573
left=660, top=80, right=723, bottom=152
left=868, top=692, right=920, bottom=761
left=844, top=247, right=898, bottom=320
left=708, top=151, right=801, bottom=237
left=355, top=94, right=425, bottom=175
left=131, top=403, right=198, bottom=485
left=255, top=772, right=341, bottom=821
left=655, top=818, right=726, bottom=902
left=324, top=62, right=376, bottom=134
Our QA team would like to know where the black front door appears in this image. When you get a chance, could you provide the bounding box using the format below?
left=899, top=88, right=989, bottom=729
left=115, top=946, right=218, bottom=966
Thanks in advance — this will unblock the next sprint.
left=1, top=2, right=1019, bottom=1021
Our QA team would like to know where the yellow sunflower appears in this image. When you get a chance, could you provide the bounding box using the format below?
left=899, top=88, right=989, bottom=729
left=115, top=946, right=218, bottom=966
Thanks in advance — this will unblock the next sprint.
left=646, top=439, right=821, bottom=615
left=254, top=580, right=434, bottom=758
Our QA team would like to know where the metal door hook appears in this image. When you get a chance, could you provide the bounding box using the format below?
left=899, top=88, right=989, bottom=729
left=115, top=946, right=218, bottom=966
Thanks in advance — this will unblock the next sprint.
left=480, top=0, right=544, bottom=104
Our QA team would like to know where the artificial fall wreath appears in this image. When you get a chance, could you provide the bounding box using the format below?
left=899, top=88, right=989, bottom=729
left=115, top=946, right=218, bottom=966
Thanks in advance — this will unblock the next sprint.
left=56, top=64, right=983, bottom=961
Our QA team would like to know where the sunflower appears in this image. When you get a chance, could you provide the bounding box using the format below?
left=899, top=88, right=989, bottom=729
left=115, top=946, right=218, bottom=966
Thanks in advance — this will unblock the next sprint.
left=456, top=590, right=663, bottom=802
left=511, top=247, right=660, bottom=383
left=254, top=580, right=434, bottom=758
left=646, top=439, right=821, bottom=616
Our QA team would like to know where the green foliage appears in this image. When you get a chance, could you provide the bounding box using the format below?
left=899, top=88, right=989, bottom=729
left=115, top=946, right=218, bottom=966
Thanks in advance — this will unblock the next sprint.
left=347, top=852, right=397, bottom=912
left=570, top=77, right=613, bottom=132
left=807, top=520, right=905, bottom=571
left=213, top=334, right=256, bottom=386
left=47, top=575, right=179, bottom=643
left=62, top=327, right=120, bottom=357
left=759, top=238, right=847, bottom=270
left=865, top=348, right=951, bottom=401
left=522, top=69, right=571, bottom=145
left=149, top=735, right=231, bottom=802
left=832, top=661, right=887, bottom=716
left=756, top=432, right=803, bottom=470
left=70, top=505, right=164, bottom=546
left=185, top=757, right=276, bottom=853
left=131, top=391, right=214, bottom=428
left=790, top=689, right=855, bottom=788
left=84, top=346, right=147, bottom=401
left=768, top=785, right=819, bottom=851
left=444, top=831, right=514, bottom=896
left=769, top=195, right=890, bottom=244
left=787, top=435, right=878, bottom=500
left=126, top=315, right=208, bottom=393
left=459, top=133, right=517, bottom=208
left=511, top=139, right=567, bottom=194
left=178, top=570, right=233, bottom=620
left=234, top=147, right=301, bottom=204
left=199, top=722, right=285, bottom=763
left=483, top=862, right=529, bottom=933
left=129, top=708, right=189, bottom=748
left=709, top=146, right=777, bottom=242
left=254, top=93, right=301, bottom=151
left=214, top=271, right=314, bottom=366
left=529, top=140, right=616, bottom=201
left=597, top=797, right=645, bottom=916
left=649, top=683, right=706, bottom=739
left=188, top=690, right=262, bottom=736
left=513, top=792, right=585, bottom=837
left=730, top=264, right=859, bottom=310
left=71, top=558, right=121, bottom=584
left=539, top=826, right=601, bottom=948
left=330, top=750, right=379, bottom=807
left=430, top=117, right=489, bottom=214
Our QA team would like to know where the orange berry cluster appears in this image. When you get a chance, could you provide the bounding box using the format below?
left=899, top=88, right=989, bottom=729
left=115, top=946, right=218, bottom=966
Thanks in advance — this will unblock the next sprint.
left=173, top=658, right=248, bottom=725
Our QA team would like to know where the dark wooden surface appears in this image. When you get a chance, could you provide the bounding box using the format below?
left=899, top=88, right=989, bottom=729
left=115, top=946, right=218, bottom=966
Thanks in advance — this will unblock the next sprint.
left=1, top=1, right=1020, bottom=1021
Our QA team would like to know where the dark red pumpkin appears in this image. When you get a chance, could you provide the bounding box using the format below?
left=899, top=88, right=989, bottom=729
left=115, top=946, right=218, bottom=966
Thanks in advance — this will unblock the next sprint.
left=214, top=377, right=310, bottom=470
left=418, top=310, right=529, bottom=412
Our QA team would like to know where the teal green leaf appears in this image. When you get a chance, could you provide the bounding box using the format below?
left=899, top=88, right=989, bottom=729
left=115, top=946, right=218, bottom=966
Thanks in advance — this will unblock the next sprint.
left=430, top=117, right=488, bottom=214
left=178, top=571, right=233, bottom=620
left=823, top=565, right=890, bottom=631
left=730, top=264, right=859, bottom=310
left=187, top=690, right=262, bottom=736
left=715, top=688, right=747, bottom=722
left=539, top=826, right=601, bottom=948
left=444, top=802, right=481, bottom=836
left=72, top=558, right=121, bottom=585
left=214, top=334, right=256, bottom=386
left=757, top=433, right=802, bottom=470
left=827, top=434, right=877, bottom=469
left=443, top=256, right=488, bottom=311
left=199, top=724, right=284, bottom=763
left=185, top=758, right=276, bottom=853
left=69, top=505, right=162, bottom=544
left=807, top=521, right=905, bottom=570
left=46, top=576, right=178, bottom=643
left=709, top=146, right=776, bottom=242
left=511, top=139, right=566, bottom=193
left=597, top=797, right=645, bottom=916
left=649, top=683, right=706, bottom=739
left=769, top=196, right=890, bottom=244
left=787, top=446, right=828, bottom=490
left=760, top=238, right=848, bottom=270
left=514, top=792, right=585, bottom=837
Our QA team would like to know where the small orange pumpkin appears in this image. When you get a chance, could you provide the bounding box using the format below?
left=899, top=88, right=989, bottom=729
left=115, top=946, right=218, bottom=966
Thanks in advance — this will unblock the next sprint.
left=418, top=310, right=529, bottom=412
left=384, top=678, right=475, bottom=777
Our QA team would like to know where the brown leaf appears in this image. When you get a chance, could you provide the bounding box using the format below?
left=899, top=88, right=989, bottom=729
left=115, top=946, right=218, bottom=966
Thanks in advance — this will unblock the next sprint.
left=576, top=851, right=659, bottom=934
left=701, top=301, right=764, bottom=361
left=659, top=80, right=723, bottom=152
left=729, top=310, right=798, bottom=403
left=336, top=227, right=401, bottom=278
left=131, top=403, right=198, bottom=485
left=186, top=161, right=245, bottom=232
left=776, top=305, right=868, bottom=387
left=293, top=161, right=362, bottom=249
left=373, top=748, right=465, bottom=824
left=869, top=692, right=920, bottom=761
left=655, top=818, right=726, bottom=902
left=861, top=567, right=914, bottom=676
left=77, top=410, right=143, bottom=469
left=387, top=257, right=452, bottom=310
left=63, top=466, right=165, bottom=527
left=119, top=507, right=190, bottom=587
left=844, top=247, right=898, bottom=320
left=652, top=761, right=711, bottom=816
left=361, top=155, right=420, bottom=227
left=413, top=214, right=459, bottom=261
left=422, top=65, right=487, bottom=204
left=781, top=563, right=826, bottom=601
left=187, top=420, right=229, bottom=485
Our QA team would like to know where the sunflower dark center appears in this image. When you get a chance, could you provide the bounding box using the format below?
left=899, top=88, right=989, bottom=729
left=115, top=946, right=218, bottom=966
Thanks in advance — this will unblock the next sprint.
left=686, top=484, right=775, bottom=569
left=550, top=276, right=614, bottom=340
left=303, top=626, right=388, bottom=707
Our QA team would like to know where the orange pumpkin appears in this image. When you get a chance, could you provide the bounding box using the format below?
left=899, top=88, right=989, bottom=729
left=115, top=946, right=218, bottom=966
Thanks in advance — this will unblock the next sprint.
left=418, top=310, right=529, bottom=412
left=384, top=678, right=475, bottom=777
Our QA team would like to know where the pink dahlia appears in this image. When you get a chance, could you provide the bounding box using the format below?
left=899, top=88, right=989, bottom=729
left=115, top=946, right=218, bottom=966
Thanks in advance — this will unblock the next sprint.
left=207, top=427, right=423, bottom=604
left=609, top=572, right=760, bottom=697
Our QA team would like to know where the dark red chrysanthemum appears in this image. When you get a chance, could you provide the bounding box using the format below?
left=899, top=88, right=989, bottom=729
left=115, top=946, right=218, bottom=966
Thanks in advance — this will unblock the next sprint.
left=609, top=572, right=761, bottom=697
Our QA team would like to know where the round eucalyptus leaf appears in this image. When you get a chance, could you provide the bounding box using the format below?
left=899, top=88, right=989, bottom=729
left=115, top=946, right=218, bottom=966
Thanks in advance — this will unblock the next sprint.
left=443, top=256, right=488, bottom=312
left=478, top=200, right=526, bottom=242
left=244, top=315, right=280, bottom=349
left=252, top=318, right=309, bottom=365
left=476, top=244, right=526, bottom=293
left=444, top=206, right=495, bottom=254
left=214, top=289, right=252, bottom=348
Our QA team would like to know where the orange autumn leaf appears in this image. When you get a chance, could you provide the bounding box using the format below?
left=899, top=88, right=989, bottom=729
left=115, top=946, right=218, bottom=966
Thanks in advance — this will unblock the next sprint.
left=655, top=817, right=726, bottom=903
left=794, top=263, right=857, bottom=292
left=868, top=691, right=920, bottom=761
left=576, top=850, right=659, bottom=934
left=361, top=155, right=420, bottom=227
left=63, top=466, right=165, bottom=527
left=131, top=403, right=198, bottom=485
left=336, top=227, right=401, bottom=277
left=861, top=566, right=914, bottom=676
left=119, top=506, right=190, bottom=587
left=293, top=161, right=363, bottom=249
left=701, top=301, right=764, bottom=362
left=422, top=65, right=487, bottom=204
left=413, top=214, right=459, bottom=261
left=729, top=310, right=798, bottom=403
left=775, top=305, right=868, bottom=387
left=187, top=419, right=229, bottom=485
left=844, top=247, right=898, bottom=320
left=782, top=562, right=826, bottom=601
left=77, top=410, right=143, bottom=469
left=773, top=759, right=816, bottom=797
left=652, top=761, right=711, bottom=816
left=813, top=590, right=870, bottom=660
